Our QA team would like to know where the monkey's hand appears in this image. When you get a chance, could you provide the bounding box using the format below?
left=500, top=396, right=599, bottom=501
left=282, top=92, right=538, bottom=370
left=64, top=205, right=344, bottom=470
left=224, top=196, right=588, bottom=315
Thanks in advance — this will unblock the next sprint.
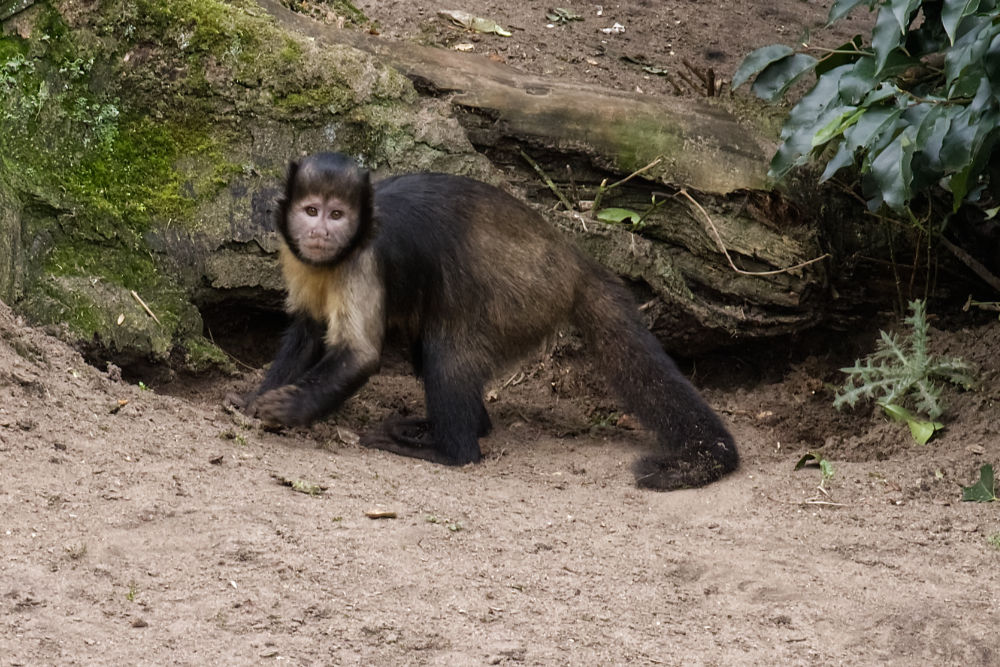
left=252, top=385, right=312, bottom=428
left=223, top=391, right=251, bottom=413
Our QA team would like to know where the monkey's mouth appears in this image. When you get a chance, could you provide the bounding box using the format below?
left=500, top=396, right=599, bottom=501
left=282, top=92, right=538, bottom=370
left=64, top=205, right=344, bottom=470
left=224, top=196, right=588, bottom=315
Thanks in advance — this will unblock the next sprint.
left=299, top=241, right=337, bottom=261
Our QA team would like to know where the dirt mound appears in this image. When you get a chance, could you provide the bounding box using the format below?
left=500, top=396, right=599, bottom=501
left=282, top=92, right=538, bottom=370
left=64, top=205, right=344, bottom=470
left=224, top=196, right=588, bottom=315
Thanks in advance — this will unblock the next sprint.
left=2, top=294, right=999, bottom=663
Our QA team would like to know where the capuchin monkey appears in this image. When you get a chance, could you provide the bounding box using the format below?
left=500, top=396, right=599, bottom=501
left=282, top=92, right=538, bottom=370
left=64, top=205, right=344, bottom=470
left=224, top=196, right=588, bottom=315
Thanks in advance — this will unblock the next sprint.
left=242, top=152, right=738, bottom=490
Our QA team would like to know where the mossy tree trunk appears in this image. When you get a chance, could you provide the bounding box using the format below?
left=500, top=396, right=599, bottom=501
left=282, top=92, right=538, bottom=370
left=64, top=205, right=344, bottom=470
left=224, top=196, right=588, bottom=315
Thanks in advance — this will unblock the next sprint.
left=1, top=0, right=834, bottom=372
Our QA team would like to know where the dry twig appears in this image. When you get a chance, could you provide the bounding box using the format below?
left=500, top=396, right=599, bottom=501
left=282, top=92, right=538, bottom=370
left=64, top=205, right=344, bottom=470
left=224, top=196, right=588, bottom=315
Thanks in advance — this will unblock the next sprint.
left=677, top=189, right=830, bottom=276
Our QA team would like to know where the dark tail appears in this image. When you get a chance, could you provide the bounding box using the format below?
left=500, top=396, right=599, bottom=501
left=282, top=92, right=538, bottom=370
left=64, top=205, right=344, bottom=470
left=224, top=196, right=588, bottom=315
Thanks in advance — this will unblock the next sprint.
left=571, top=268, right=738, bottom=490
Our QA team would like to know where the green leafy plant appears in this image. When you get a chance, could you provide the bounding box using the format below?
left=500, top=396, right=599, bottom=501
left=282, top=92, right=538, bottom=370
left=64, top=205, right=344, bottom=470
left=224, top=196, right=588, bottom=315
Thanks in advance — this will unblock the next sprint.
left=795, top=451, right=835, bottom=492
left=881, top=403, right=943, bottom=444
left=962, top=464, right=997, bottom=502
left=834, top=300, right=975, bottom=420
left=734, top=0, right=1000, bottom=215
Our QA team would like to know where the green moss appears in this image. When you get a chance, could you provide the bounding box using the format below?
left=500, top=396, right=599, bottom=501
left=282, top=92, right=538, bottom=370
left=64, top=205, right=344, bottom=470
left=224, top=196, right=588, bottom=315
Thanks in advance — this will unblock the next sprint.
left=278, top=35, right=303, bottom=64
left=330, top=0, right=367, bottom=25
left=0, top=35, right=28, bottom=62
left=130, top=0, right=263, bottom=58
left=45, top=241, right=158, bottom=291
left=2, top=0, right=439, bottom=369
left=286, top=0, right=369, bottom=27
left=274, top=86, right=354, bottom=114
left=180, top=334, right=235, bottom=374
left=21, top=274, right=202, bottom=363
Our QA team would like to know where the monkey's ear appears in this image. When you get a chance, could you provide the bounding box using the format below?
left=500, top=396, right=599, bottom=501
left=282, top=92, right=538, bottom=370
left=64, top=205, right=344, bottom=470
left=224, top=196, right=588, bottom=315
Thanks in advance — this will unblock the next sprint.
left=285, top=160, right=300, bottom=185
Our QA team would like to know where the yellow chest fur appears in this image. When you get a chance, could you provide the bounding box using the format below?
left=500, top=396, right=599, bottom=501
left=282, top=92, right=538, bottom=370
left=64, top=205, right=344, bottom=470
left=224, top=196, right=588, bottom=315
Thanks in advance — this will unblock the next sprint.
left=280, top=244, right=343, bottom=323
left=278, top=244, right=385, bottom=362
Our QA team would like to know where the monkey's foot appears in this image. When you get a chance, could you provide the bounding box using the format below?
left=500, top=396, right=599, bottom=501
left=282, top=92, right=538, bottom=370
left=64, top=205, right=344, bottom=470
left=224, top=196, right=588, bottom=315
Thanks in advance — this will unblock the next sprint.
left=632, top=439, right=738, bottom=490
left=360, top=416, right=455, bottom=465
left=386, top=416, right=433, bottom=447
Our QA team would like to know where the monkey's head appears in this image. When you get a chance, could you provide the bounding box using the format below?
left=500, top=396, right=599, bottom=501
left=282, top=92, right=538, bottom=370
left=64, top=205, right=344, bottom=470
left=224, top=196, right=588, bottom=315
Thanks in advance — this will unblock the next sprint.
left=277, top=152, right=373, bottom=267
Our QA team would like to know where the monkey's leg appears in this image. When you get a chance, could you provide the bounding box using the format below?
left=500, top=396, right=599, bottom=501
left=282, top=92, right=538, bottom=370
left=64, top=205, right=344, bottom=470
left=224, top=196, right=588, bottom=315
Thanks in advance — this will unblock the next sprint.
left=253, top=345, right=377, bottom=427
left=361, top=348, right=486, bottom=465
left=421, top=349, right=487, bottom=465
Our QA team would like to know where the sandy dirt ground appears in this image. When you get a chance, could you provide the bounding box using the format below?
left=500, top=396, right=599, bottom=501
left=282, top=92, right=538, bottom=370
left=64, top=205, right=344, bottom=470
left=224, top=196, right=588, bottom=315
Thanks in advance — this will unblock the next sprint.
left=4, top=1, right=1000, bottom=665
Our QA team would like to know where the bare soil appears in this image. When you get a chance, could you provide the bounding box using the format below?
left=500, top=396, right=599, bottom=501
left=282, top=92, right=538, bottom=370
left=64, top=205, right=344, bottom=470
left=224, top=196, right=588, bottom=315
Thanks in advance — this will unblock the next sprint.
left=4, top=2, right=1000, bottom=665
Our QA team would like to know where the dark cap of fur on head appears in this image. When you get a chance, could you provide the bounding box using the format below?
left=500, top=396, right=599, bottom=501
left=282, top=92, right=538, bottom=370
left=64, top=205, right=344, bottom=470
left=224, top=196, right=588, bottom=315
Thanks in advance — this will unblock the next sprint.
left=287, top=153, right=369, bottom=200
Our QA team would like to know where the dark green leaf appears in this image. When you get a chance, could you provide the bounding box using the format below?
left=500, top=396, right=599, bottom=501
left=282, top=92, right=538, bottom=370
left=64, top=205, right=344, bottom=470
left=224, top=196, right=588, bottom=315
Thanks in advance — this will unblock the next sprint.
left=961, top=464, right=997, bottom=502
left=913, top=104, right=951, bottom=172
left=840, top=51, right=917, bottom=104
left=844, top=107, right=903, bottom=153
left=769, top=65, right=854, bottom=178
left=838, top=56, right=878, bottom=103
left=868, top=126, right=916, bottom=210
left=969, top=75, right=993, bottom=113
left=782, top=64, right=854, bottom=140
left=944, top=17, right=994, bottom=92
left=819, top=140, right=857, bottom=182
left=862, top=81, right=901, bottom=105
left=986, top=32, right=1000, bottom=84
left=751, top=53, right=819, bottom=102
left=890, top=0, right=921, bottom=35
left=925, top=105, right=962, bottom=173
left=732, top=44, right=795, bottom=90
left=942, top=0, right=981, bottom=45
left=828, top=0, right=872, bottom=24
left=813, top=107, right=862, bottom=146
left=900, top=98, right=935, bottom=129
left=872, top=3, right=906, bottom=72
left=946, top=109, right=1000, bottom=209
left=940, top=105, right=976, bottom=171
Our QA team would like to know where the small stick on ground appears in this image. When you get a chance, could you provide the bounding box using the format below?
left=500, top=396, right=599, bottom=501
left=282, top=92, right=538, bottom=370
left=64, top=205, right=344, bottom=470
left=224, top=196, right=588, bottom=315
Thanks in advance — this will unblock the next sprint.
left=941, top=236, right=1000, bottom=292
left=663, top=71, right=684, bottom=95
left=519, top=148, right=575, bottom=211
left=674, top=67, right=702, bottom=95
left=682, top=59, right=707, bottom=86
left=593, top=156, right=664, bottom=212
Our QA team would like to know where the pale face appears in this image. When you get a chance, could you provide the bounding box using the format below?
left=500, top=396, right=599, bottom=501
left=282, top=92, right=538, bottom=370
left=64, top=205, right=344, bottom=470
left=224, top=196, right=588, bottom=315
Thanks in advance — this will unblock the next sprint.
left=286, top=194, right=360, bottom=264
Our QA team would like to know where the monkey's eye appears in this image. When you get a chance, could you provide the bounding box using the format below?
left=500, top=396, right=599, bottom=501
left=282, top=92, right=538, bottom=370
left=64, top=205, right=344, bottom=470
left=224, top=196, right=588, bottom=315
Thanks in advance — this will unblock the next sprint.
left=304, top=206, right=319, bottom=216
left=329, top=210, right=343, bottom=220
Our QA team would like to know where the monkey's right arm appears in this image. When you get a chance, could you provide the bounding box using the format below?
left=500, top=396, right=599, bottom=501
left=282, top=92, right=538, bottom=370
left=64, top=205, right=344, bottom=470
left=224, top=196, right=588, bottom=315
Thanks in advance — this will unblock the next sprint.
left=234, top=314, right=326, bottom=415
left=255, top=313, right=327, bottom=397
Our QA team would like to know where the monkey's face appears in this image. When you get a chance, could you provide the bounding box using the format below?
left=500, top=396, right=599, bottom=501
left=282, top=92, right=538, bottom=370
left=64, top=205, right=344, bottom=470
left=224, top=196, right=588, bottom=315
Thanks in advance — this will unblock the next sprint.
left=286, top=194, right=361, bottom=265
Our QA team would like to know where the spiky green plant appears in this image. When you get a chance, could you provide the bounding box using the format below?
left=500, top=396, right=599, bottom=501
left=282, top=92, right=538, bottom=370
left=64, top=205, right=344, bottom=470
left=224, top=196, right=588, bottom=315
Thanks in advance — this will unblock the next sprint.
left=834, top=300, right=975, bottom=420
